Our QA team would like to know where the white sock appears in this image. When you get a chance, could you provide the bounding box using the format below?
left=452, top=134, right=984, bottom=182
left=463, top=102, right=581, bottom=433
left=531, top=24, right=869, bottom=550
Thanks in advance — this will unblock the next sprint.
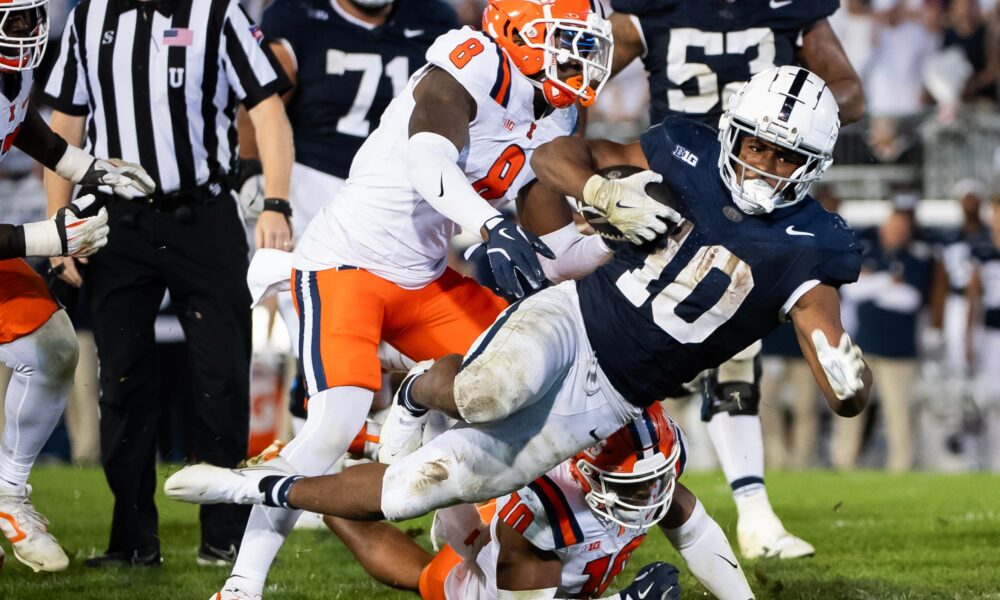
left=705, top=413, right=766, bottom=498
left=0, top=313, right=75, bottom=489
left=230, top=386, right=373, bottom=584
left=732, top=485, right=777, bottom=522
left=664, top=500, right=755, bottom=600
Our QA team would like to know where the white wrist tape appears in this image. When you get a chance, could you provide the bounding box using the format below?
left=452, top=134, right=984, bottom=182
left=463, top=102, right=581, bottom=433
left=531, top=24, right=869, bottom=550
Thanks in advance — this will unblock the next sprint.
left=21, top=220, right=62, bottom=257
left=53, top=144, right=95, bottom=184
left=538, top=222, right=612, bottom=283
left=407, top=131, right=501, bottom=236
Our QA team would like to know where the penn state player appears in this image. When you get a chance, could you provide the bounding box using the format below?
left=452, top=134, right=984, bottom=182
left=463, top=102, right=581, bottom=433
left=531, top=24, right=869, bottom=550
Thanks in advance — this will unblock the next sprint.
left=606, top=0, right=866, bottom=559
left=967, top=198, right=1000, bottom=470
left=197, top=2, right=634, bottom=598
left=165, top=68, right=872, bottom=587
left=0, top=0, right=154, bottom=572
left=326, top=404, right=753, bottom=599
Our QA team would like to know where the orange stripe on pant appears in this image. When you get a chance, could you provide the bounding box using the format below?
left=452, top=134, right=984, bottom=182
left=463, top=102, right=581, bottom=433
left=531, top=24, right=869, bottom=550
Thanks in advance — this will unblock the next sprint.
left=292, top=266, right=507, bottom=395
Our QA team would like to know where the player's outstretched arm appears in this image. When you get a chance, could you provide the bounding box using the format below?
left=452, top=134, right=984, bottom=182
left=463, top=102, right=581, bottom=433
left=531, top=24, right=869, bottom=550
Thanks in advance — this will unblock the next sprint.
left=797, top=19, right=865, bottom=125
left=495, top=519, right=562, bottom=599
left=789, top=284, right=872, bottom=417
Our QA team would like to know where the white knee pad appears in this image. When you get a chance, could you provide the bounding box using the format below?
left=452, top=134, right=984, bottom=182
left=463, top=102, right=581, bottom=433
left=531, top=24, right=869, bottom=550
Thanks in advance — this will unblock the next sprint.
left=453, top=357, right=533, bottom=424
left=30, top=311, right=78, bottom=386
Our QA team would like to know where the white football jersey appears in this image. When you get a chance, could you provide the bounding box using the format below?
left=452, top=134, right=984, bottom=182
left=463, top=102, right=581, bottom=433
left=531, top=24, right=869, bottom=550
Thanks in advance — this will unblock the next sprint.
left=0, top=71, right=32, bottom=163
left=444, top=463, right=654, bottom=600
left=293, top=27, right=578, bottom=288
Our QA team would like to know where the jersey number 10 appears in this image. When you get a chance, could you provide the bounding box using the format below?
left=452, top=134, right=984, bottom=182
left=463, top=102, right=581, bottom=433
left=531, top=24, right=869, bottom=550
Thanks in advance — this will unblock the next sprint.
left=615, top=221, right=755, bottom=343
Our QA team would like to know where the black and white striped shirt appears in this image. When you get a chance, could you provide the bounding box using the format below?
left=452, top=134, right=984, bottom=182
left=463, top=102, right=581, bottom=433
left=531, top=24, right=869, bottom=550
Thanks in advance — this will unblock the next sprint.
left=42, top=0, right=290, bottom=195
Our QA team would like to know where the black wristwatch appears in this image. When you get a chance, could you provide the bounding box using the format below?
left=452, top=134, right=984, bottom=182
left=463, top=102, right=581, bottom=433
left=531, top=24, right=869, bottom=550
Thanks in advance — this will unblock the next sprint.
left=262, top=197, right=293, bottom=218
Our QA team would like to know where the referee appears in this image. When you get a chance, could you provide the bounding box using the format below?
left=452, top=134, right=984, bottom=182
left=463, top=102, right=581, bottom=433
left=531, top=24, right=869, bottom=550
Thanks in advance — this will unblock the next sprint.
left=42, top=0, right=294, bottom=567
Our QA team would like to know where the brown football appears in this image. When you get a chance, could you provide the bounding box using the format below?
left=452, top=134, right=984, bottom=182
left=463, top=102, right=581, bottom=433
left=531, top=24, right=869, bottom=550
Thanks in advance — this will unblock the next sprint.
left=580, top=165, right=679, bottom=242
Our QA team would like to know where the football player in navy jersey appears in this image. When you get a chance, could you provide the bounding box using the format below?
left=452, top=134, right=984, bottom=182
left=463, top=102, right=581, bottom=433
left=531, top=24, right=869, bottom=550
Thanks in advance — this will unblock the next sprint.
left=165, top=69, right=872, bottom=598
left=605, top=0, right=865, bottom=559
left=967, top=197, right=1000, bottom=470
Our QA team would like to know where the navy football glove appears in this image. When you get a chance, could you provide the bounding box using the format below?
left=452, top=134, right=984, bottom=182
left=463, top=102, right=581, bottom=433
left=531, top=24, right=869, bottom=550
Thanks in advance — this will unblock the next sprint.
left=483, top=215, right=554, bottom=299
left=618, top=562, right=681, bottom=600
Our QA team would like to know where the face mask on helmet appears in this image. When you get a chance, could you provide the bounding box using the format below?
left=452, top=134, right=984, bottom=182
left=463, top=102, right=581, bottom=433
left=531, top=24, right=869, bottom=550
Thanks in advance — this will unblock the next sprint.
left=570, top=405, right=681, bottom=530
left=717, top=66, right=839, bottom=215
left=348, top=0, right=393, bottom=11
left=483, top=0, right=613, bottom=109
left=0, top=0, right=47, bottom=72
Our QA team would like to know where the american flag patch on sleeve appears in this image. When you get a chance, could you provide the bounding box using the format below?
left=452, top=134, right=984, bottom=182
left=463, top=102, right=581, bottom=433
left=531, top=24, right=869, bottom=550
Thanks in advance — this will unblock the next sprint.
left=163, top=28, right=194, bottom=46
left=249, top=24, right=263, bottom=43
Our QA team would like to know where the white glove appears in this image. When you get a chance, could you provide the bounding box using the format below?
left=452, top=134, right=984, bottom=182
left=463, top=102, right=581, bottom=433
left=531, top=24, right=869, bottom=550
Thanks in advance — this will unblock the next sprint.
left=581, top=171, right=681, bottom=245
left=55, top=145, right=156, bottom=199
left=811, top=330, right=865, bottom=401
left=239, top=173, right=265, bottom=220
left=22, top=195, right=109, bottom=258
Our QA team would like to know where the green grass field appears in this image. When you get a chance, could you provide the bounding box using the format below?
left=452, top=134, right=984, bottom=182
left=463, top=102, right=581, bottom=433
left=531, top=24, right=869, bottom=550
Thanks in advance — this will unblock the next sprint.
left=1, top=467, right=999, bottom=599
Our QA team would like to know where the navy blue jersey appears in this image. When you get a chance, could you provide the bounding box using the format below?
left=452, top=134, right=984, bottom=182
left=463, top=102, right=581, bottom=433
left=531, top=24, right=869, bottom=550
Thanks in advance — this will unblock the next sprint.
left=933, top=226, right=991, bottom=295
left=852, top=229, right=933, bottom=359
left=761, top=322, right=802, bottom=358
left=971, top=236, right=1000, bottom=329
left=577, top=117, right=860, bottom=406
left=610, top=0, right=837, bottom=127
left=262, top=0, right=457, bottom=178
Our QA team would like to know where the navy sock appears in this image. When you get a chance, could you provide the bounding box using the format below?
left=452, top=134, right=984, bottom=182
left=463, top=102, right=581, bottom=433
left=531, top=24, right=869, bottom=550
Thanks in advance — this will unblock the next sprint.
left=398, top=373, right=429, bottom=417
left=258, top=475, right=303, bottom=509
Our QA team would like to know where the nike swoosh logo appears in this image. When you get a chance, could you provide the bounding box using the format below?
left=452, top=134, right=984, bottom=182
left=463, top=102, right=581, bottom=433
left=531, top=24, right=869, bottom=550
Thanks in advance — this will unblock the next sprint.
left=404, top=28, right=424, bottom=38
left=637, top=582, right=654, bottom=599
left=770, top=0, right=792, bottom=7
left=714, top=552, right=739, bottom=569
left=589, top=428, right=601, bottom=442
left=498, top=228, right=515, bottom=241
left=438, top=174, right=444, bottom=197
left=786, top=225, right=814, bottom=237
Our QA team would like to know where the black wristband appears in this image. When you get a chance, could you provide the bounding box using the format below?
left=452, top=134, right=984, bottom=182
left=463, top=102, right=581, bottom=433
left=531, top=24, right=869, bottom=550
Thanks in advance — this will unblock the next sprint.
left=263, top=197, right=293, bottom=218
left=2, top=224, right=27, bottom=259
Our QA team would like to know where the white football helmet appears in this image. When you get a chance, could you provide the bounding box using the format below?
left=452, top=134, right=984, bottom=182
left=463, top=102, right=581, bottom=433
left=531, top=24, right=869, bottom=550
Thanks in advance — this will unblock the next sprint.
left=0, top=0, right=47, bottom=72
left=718, top=66, right=840, bottom=215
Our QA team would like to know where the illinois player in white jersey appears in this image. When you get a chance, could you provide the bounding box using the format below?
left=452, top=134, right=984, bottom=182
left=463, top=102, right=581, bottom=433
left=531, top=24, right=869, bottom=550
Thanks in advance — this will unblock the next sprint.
left=212, top=2, right=647, bottom=598
left=0, top=0, right=154, bottom=573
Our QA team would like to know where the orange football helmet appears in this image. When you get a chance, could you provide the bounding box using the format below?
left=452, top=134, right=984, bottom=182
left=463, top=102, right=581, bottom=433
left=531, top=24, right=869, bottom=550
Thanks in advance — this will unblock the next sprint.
left=482, top=0, right=613, bottom=109
left=571, top=403, right=682, bottom=530
left=0, top=0, right=47, bottom=72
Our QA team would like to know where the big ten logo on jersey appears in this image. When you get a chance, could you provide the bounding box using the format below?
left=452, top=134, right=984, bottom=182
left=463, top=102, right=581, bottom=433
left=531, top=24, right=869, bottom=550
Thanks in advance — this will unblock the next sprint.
left=325, top=49, right=409, bottom=138
left=667, top=27, right=775, bottom=113
left=672, top=144, right=698, bottom=167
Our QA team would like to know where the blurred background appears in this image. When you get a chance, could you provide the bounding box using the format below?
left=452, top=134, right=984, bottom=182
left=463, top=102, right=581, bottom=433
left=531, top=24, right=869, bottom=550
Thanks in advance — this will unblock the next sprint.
left=2, top=0, right=999, bottom=476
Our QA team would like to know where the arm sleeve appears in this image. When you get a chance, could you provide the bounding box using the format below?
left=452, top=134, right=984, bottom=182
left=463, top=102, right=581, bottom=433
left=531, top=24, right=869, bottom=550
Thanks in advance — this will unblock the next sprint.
left=40, top=8, right=89, bottom=116
left=13, top=105, right=70, bottom=170
left=221, top=0, right=292, bottom=109
left=538, top=223, right=613, bottom=284
left=406, top=131, right=500, bottom=235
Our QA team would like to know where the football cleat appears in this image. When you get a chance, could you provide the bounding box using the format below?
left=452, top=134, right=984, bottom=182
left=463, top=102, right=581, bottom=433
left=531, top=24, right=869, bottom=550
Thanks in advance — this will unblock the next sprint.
left=165, top=457, right=295, bottom=506
left=0, top=484, right=70, bottom=572
left=378, top=360, right=435, bottom=465
left=737, top=511, right=815, bottom=560
left=211, top=587, right=262, bottom=600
